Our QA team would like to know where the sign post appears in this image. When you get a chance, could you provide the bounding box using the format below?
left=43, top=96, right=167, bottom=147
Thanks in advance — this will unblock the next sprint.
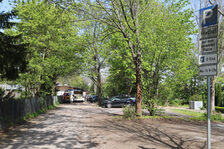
left=199, top=4, right=218, bottom=149
left=207, top=76, right=211, bottom=149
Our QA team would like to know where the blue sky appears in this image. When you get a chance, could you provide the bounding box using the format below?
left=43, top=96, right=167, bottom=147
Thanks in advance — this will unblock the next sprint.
left=0, top=0, right=14, bottom=12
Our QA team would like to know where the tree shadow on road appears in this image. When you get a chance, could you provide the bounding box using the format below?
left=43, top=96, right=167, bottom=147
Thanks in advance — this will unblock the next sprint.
left=96, top=119, right=207, bottom=149
left=0, top=106, right=99, bottom=149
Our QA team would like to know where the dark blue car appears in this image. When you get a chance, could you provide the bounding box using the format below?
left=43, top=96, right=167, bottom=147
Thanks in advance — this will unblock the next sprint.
left=102, top=96, right=135, bottom=108
left=87, top=95, right=98, bottom=103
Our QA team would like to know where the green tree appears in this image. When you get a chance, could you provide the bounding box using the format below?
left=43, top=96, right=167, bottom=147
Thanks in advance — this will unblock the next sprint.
left=81, top=21, right=111, bottom=104
left=105, top=32, right=135, bottom=97
left=139, top=1, right=196, bottom=115
left=13, top=0, right=82, bottom=96
left=0, top=0, right=27, bottom=80
left=207, top=0, right=224, bottom=112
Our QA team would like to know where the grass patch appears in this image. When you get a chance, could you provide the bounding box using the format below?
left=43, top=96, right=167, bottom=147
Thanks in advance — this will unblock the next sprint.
left=180, top=104, right=189, bottom=108
left=171, top=109, right=224, bottom=122
left=139, top=115, right=175, bottom=119
left=215, top=106, right=224, bottom=113
left=23, top=104, right=58, bottom=121
left=171, top=109, right=204, bottom=117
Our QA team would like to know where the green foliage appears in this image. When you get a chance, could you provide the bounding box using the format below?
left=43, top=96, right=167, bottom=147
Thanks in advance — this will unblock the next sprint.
left=23, top=103, right=58, bottom=121
left=0, top=1, right=28, bottom=80
left=169, top=99, right=183, bottom=106
left=215, top=83, right=224, bottom=107
left=172, top=109, right=224, bottom=122
left=198, top=113, right=224, bottom=122
left=215, top=107, right=224, bottom=113
left=172, top=109, right=203, bottom=117
left=0, top=22, right=27, bottom=80
left=9, top=0, right=83, bottom=97
left=123, top=105, right=136, bottom=119
left=139, top=115, right=174, bottom=119
left=189, top=94, right=203, bottom=101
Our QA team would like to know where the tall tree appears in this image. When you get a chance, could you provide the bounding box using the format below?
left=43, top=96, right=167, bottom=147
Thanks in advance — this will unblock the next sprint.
left=140, top=1, right=196, bottom=115
left=78, top=0, right=146, bottom=115
left=82, top=21, right=110, bottom=103
left=207, top=0, right=224, bottom=112
left=0, top=0, right=27, bottom=80
left=106, top=32, right=136, bottom=97
left=76, top=0, right=196, bottom=115
left=13, top=0, right=82, bottom=96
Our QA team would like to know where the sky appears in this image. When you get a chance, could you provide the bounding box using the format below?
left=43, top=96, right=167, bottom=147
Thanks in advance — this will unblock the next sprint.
left=0, top=0, right=13, bottom=12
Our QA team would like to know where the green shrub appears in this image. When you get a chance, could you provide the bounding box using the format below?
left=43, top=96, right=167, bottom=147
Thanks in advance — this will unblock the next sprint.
left=200, top=113, right=224, bottom=121
left=123, top=106, right=136, bottom=119
left=169, top=99, right=182, bottom=106
left=215, top=106, right=224, bottom=113
left=189, top=94, right=203, bottom=101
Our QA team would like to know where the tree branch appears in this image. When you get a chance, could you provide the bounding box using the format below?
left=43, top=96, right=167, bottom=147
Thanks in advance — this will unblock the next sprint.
left=209, top=0, right=224, bottom=16
left=119, top=0, right=134, bottom=31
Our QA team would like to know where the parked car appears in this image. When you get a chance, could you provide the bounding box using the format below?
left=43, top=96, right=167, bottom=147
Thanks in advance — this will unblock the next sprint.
left=102, top=96, right=135, bottom=108
left=63, top=91, right=73, bottom=103
left=87, top=95, right=99, bottom=103
left=62, top=89, right=85, bottom=103
left=115, top=94, right=136, bottom=104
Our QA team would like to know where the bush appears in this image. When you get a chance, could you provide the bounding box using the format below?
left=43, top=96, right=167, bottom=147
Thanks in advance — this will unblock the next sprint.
left=123, top=106, right=136, bottom=119
left=189, top=94, right=203, bottom=101
left=200, top=113, right=224, bottom=121
left=215, top=106, right=224, bottom=113
left=169, top=99, right=182, bottom=106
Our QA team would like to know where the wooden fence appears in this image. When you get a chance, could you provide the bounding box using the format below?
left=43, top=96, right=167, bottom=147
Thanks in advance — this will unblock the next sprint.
left=0, top=96, right=58, bottom=130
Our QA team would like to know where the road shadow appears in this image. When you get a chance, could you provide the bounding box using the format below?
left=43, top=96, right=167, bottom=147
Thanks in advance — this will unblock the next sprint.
left=92, top=118, right=207, bottom=149
left=0, top=105, right=99, bottom=149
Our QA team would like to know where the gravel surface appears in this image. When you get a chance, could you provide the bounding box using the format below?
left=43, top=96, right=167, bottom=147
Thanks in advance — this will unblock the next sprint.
left=1, top=103, right=224, bottom=149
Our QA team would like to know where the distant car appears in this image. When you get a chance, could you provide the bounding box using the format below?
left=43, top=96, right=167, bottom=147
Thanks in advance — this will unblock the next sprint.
left=62, top=89, right=85, bottom=103
left=56, top=91, right=65, bottom=96
left=114, top=94, right=136, bottom=104
left=129, top=97, right=136, bottom=103
left=63, top=91, right=73, bottom=103
left=102, top=96, right=135, bottom=108
left=87, top=95, right=99, bottom=103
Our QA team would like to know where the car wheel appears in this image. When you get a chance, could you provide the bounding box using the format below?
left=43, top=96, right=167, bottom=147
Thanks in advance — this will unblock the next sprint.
left=107, top=103, right=112, bottom=108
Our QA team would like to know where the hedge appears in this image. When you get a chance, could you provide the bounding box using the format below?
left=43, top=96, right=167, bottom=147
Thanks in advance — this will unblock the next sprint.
left=215, top=106, right=224, bottom=113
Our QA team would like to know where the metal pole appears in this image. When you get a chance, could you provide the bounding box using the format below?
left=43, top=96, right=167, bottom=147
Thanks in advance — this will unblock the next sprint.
left=207, top=76, right=211, bottom=149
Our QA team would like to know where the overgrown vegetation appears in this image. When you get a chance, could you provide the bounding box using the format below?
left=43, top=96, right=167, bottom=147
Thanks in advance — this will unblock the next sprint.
left=171, top=109, right=203, bottom=117
left=215, top=107, right=224, bottom=113
left=123, top=106, right=136, bottom=119
left=172, top=109, right=224, bottom=122
left=23, top=102, right=59, bottom=121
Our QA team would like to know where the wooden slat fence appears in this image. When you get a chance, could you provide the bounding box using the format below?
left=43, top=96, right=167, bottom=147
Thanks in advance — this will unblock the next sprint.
left=0, top=96, right=58, bottom=130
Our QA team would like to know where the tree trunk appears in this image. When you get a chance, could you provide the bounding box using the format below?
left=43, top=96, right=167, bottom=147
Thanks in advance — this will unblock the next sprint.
left=135, top=54, right=142, bottom=116
left=97, top=67, right=102, bottom=105
left=127, top=85, right=132, bottom=96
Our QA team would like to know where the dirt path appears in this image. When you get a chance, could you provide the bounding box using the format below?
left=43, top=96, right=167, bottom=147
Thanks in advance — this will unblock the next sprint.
left=1, top=103, right=224, bottom=149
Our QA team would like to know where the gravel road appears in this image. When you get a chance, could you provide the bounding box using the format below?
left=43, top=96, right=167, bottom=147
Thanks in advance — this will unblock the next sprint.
left=1, top=103, right=224, bottom=149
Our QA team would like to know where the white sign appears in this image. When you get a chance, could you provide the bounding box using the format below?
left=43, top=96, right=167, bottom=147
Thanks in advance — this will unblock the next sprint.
left=199, top=38, right=217, bottom=54
left=199, top=65, right=217, bottom=76
left=200, top=25, right=218, bottom=40
left=199, top=54, right=217, bottom=65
